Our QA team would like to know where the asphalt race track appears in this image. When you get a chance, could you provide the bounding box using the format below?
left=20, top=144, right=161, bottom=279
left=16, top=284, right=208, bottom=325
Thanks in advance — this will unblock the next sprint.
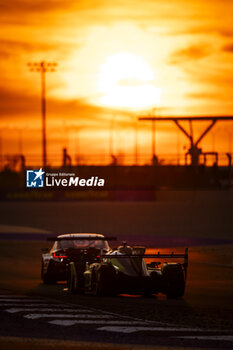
left=0, top=200, right=233, bottom=349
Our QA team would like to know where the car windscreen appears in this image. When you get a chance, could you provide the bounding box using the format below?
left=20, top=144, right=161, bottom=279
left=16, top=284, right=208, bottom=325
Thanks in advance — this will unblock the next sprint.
left=53, top=239, right=110, bottom=251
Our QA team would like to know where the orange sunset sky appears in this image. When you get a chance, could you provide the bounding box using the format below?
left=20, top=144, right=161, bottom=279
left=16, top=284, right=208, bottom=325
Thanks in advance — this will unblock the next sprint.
left=1, top=0, right=233, bottom=166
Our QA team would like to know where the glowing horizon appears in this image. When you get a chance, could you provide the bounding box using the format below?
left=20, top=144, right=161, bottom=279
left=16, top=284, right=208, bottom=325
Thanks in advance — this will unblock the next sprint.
left=0, top=1, right=233, bottom=166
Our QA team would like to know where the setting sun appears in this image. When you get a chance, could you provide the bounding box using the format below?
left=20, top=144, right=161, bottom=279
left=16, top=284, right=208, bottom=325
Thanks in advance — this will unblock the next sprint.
left=1, top=1, right=233, bottom=166
left=97, top=53, right=162, bottom=109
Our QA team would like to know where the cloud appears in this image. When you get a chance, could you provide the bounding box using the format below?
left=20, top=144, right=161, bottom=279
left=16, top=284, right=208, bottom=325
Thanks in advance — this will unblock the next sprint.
left=169, top=44, right=211, bottom=64
left=0, top=86, right=134, bottom=129
left=222, top=43, right=233, bottom=53
left=166, top=26, right=233, bottom=39
left=0, top=0, right=72, bottom=14
left=218, top=29, right=233, bottom=38
left=0, top=0, right=109, bottom=26
left=186, top=92, right=219, bottom=100
left=0, top=39, right=61, bottom=58
left=0, top=1, right=70, bottom=26
left=0, top=87, right=40, bottom=117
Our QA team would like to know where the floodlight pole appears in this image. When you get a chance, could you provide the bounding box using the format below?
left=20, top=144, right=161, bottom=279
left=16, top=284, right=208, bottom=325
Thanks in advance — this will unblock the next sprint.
left=152, top=119, right=156, bottom=159
left=151, top=108, right=157, bottom=164
left=41, top=63, right=46, bottom=168
left=28, top=61, right=57, bottom=168
left=134, top=121, right=138, bottom=165
left=0, top=130, right=2, bottom=169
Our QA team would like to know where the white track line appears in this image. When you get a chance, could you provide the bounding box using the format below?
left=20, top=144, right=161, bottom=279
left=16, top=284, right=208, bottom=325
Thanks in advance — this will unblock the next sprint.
left=0, top=303, right=89, bottom=311
left=5, top=308, right=90, bottom=313
left=24, top=313, right=112, bottom=320
left=0, top=298, right=45, bottom=302
left=49, top=320, right=147, bottom=326
left=97, top=326, right=204, bottom=333
left=62, top=302, right=175, bottom=327
left=3, top=295, right=230, bottom=337
left=0, top=295, right=169, bottom=327
left=0, top=303, right=64, bottom=307
left=0, top=295, right=29, bottom=298
left=96, top=326, right=227, bottom=334
left=175, top=335, right=233, bottom=342
left=0, top=295, right=44, bottom=298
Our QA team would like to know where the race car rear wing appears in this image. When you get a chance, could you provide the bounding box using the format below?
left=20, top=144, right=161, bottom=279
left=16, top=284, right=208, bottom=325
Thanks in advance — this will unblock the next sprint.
left=101, top=248, right=188, bottom=260
left=47, top=236, right=117, bottom=241
left=101, top=248, right=189, bottom=279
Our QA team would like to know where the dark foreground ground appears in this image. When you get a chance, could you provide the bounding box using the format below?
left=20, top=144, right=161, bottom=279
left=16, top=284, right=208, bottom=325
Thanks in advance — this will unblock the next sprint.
left=0, top=240, right=232, bottom=350
left=0, top=200, right=233, bottom=349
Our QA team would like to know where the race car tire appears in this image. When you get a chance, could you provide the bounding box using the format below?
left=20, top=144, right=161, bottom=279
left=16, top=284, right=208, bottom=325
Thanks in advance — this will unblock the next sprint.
left=93, top=264, right=116, bottom=296
left=93, top=270, right=104, bottom=296
left=41, top=261, right=57, bottom=284
left=67, top=263, right=84, bottom=294
left=67, top=266, right=76, bottom=294
left=162, top=263, right=185, bottom=298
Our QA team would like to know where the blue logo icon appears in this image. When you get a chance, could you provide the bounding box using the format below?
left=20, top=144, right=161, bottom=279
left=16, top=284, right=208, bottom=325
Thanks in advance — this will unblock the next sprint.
left=26, top=168, right=45, bottom=188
